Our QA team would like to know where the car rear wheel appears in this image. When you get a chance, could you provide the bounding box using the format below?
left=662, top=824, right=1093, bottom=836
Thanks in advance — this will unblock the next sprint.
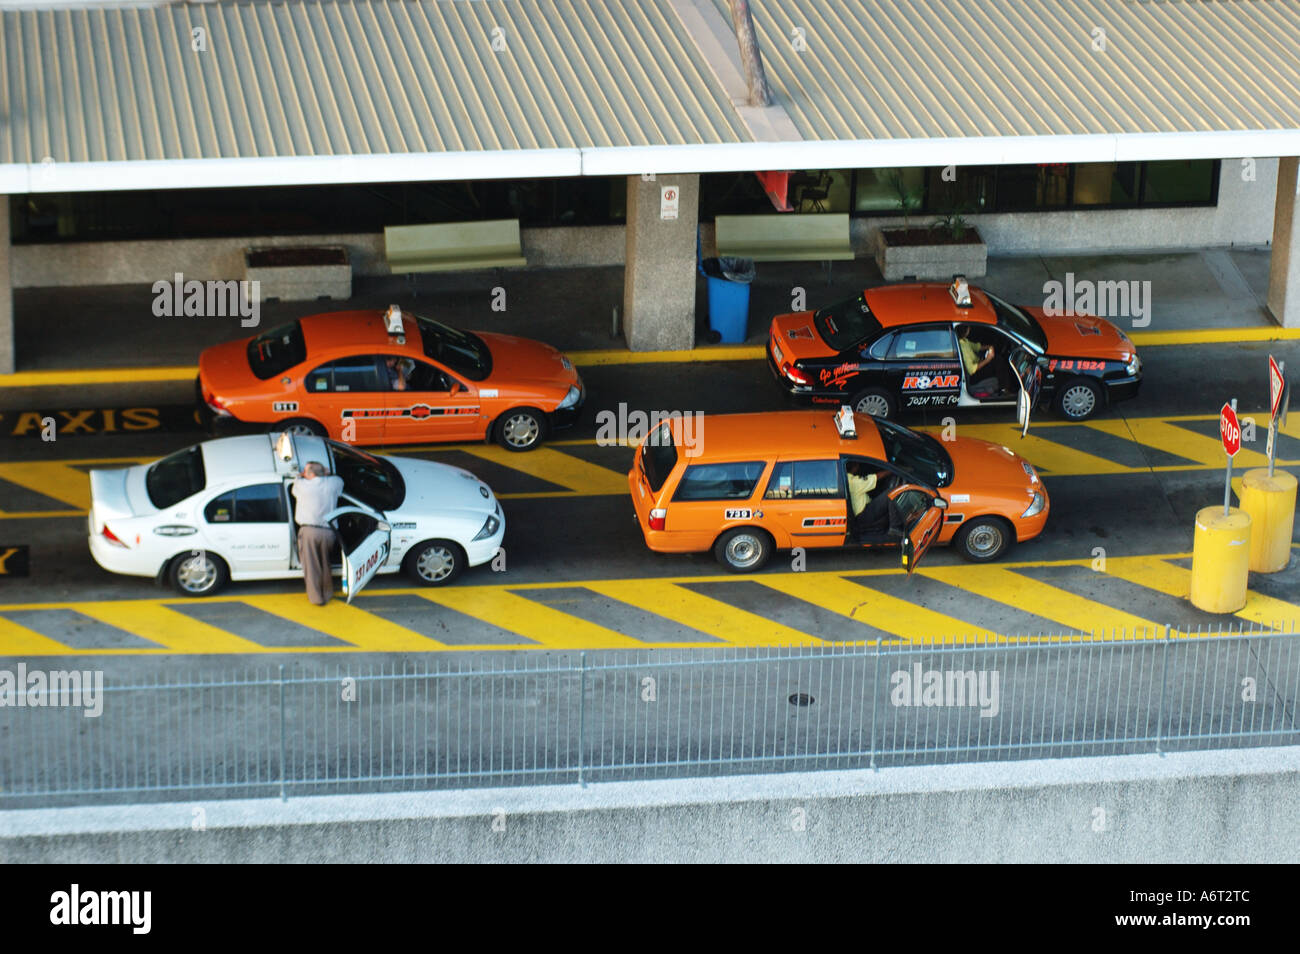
left=403, top=539, right=466, bottom=586
left=850, top=387, right=897, bottom=420
left=273, top=417, right=326, bottom=437
left=954, top=516, right=1012, bottom=563
left=1053, top=377, right=1103, bottom=421
left=167, top=550, right=229, bottom=597
left=495, top=407, right=547, bottom=452
left=713, top=527, right=773, bottom=573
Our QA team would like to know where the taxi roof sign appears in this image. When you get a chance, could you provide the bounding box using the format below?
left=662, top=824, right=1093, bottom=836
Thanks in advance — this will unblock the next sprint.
left=383, top=304, right=405, bottom=336
left=949, top=275, right=972, bottom=308
left=274, top=431, right=294, bottom=462
left=834, top=405, right=857, bottom=438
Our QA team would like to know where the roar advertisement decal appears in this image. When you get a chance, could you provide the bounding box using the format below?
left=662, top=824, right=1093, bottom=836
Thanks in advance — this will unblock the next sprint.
left=343, top=404, right=481, bottom=421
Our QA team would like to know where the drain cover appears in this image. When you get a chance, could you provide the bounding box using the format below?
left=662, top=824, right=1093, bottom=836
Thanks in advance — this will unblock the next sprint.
left=788, top=692, right=814, bottom=707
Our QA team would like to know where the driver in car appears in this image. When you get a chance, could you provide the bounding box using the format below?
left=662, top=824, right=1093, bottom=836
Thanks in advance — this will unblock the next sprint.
left=957, top=326, right=1000, bottom=399
left=847, top=461, right=899, bottom=537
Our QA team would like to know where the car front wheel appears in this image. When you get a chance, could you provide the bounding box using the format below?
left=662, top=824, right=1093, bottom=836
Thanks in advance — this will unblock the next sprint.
left=167, top=550, right=229, bottom=597
left=954, top=517, right=1012, bottom=563
left=495, top=407, right=547, bottom=451
left=1053, top=377, right=1103, bottom=421
left=713, top=528, right=773, bottom=573
left=403, top=540, right=466, bottom=586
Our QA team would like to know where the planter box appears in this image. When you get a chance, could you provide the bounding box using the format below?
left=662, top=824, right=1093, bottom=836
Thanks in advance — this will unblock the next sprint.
left=245, top=246, right=352, bottom=302
left=874, top=229, right=987, bottom=281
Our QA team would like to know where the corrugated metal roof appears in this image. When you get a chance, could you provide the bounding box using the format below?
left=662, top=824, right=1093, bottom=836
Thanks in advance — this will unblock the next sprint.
left=731, top=0, right=1300, bottom=140
left=0, top=0, right=752, bottom=165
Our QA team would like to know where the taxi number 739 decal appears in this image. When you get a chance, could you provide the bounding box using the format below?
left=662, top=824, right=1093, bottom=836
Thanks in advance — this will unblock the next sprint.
left=724, top=508, right=752, bottom=519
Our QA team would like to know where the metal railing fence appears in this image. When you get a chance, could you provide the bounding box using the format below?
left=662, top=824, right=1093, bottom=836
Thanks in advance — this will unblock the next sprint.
left=1, top=625, right=1297, bottom=807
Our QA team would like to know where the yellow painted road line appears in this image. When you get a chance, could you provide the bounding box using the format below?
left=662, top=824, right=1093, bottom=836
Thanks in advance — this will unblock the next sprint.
left=0, top=615, right=77, bottom=655
left=0, top=366, right=199, bottom=387
left=1128, top=327, right=1300, bottom=346
left=567, top=345, right=763, bottom=365
left=919, top=565, right=1168, bottom=638
left=757, top=573, right=996, bottom=643
left=585, top=579, right=822, bottom=646
left=416, top=588, right=644, bottom=649
left=0, top=461, right=93, bottom=510
left=926, top=423, right=1129, bottom=476
left=0, top=510, right=86, bottom=519
left=244, top=595, right=450, bottom=651
left=73, top=602, right=266, bottom=653
left=1104, top=556, right=1300, bottom=629
left=1086, top=418, right=1272, bottom=470
left=457, top=445, right=628, bottom=495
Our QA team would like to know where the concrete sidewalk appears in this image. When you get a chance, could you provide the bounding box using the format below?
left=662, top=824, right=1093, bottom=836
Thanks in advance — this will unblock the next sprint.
left=9, top=246, right=1280, bottom=374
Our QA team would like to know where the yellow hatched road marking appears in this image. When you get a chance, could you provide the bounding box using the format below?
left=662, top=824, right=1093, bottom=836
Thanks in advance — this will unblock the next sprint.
left=585, top=579, right=821, bottom=646
left=457, top=446, right=627, bottom=495
left=760, top=573, right=997, bottom=643
left=0, top=461, right=94, bottom=510
left=1104, top=556, right=1300, bottom=629
left=918, top=565, right=1168, bottom=638
left=922, top=422, right=1128, bottom=475
left=416, top=588, right=645, bottom=649
left=0, top=615, right=76, bottom=654
left=73, top=602, right=265, bottom=653
left=1086, top=418, right=1271, bottom=469
left=243, top=595, right=450, bottom=651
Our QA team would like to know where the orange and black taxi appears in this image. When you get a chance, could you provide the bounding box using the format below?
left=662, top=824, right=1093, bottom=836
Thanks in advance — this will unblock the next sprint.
left=768, top=277, right=1141, bottom=422
left=629, top=406, right=1048, bottom=572
left=198, top=305, right=584, bottom=451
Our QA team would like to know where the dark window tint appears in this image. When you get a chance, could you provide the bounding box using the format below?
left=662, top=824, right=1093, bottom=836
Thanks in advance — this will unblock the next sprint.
left=892, top=488, right=933, bottom=526
left=673, top=461, right=766, bottom=502
left=813, top=294, right=882, bottom=352
left=204, top=484, right=286, bottom=523
left=328, top=441, right=405, bottom=512
left=145, top=445, right=206, bottom=509
left=889, top=328, right=955, bottom=360
left=642, top=421, right=677, bottom=494
left=765, top=460, right=841, bottom=499
left=329, top=357, right=384, bottom=393
left=333, top=511, right=380, bottom=553
left=204, top=491, right=235, bottom=523
left=414, top=316, right=492, bottom=381
left=865, top=333, right=894, bottom=360
left=873, top=418, right=953, bottom=488
left=398, top=358, right=453, bottom=392
left=247, top=322, right=306, bottom=380
left=1142, top=159, right=1215, bottom=204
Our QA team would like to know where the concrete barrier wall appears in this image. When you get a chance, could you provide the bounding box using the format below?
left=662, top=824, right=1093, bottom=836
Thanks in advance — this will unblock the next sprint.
left=3, top=747, right=1297, bottom=863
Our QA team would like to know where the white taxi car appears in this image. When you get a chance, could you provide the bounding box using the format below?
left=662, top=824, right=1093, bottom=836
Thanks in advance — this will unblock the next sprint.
left=88, top=433, right=504, bottom=598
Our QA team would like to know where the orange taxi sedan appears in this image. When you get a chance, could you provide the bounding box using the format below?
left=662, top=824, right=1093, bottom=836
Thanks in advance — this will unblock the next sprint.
left=629, top=407, right=1048, bottom=572
left=198, top=306, right=584, bottom=451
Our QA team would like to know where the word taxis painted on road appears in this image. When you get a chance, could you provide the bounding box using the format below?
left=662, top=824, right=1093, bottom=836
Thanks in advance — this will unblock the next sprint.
left=0, top=407, right=170, bottom=438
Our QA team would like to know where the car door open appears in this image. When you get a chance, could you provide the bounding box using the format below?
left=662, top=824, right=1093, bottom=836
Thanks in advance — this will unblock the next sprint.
left=1008, top=347, right=1044, bottom=437
left=892, top=484, right=945, bottom=574
left=325, top=506, right=391, bottom=603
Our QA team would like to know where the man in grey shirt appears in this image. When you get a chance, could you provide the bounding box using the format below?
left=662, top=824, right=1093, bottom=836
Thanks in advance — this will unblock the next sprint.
left=291, top=461, right=344, bottom=605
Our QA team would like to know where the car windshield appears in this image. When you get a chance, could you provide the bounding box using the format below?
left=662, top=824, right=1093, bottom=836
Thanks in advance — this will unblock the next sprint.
left=246, top=321, right=307, bottom=380
left=813, top=294, right=882, bottom=352
left=145, top=445, right=206, bottom=509
left=873, top=417, right=953, bottom=488
left=414, top=315, right=492, bottom=381
left=327, top=441, right=406, bottom=512
left=985, top=292, right=1048, bottom=351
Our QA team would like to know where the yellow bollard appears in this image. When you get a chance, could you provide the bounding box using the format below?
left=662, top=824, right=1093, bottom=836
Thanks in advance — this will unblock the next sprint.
left=1239, top=468, right=1298, bottom=573
left=1189, top=506, right=1252, bottom=614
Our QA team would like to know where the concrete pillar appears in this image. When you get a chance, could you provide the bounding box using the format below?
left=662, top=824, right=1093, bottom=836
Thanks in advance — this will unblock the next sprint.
left=1266, top=157, right=1300, bottom=329
left=0, top=196, right=12, bottom=373
left=623, top=174, right=699, bottom=351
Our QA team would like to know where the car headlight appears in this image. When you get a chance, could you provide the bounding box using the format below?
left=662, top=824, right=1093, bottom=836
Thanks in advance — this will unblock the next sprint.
left=472, top=514, right=501, bottom=541
left=1022, top=492, right=1045, bottom=518
left=557, top=385, right=582, bottom=409
left=1125, top=354, right=1141, bottom=377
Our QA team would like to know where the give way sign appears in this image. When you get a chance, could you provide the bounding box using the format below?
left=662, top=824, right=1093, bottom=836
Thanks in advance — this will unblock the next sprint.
left=1270, top=355, right=1285, bottom=418
left=1220, top=402, right=1241, bottom=457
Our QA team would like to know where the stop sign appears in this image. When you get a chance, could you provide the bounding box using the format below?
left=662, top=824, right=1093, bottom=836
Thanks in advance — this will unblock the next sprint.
left=1220, top=403, right=1241, bottom=457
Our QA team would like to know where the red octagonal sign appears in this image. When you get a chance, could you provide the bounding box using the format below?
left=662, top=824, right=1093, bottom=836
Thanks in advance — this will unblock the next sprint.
left=1220, top=403, right=1241, bottom=457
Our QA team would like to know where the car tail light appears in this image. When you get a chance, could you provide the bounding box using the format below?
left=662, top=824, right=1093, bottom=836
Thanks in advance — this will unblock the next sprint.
left=782, top=362, right=811, bottom=386
left=101, top=524, right=128, bottom=548
left=205, top=391, right=234, bottom=416
left=648, top=508, right=667, bottom=531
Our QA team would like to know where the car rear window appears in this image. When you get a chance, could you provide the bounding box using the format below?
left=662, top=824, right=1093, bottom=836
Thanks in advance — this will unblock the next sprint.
left=146, top=445, right=206, bottom=509
left=247, top=321, right=307, bottom=380
left=673, top=461, right=766, bottom=502
left=813, top=294, right=882, bottom=352
left=642, top=421, right=677, bottom=493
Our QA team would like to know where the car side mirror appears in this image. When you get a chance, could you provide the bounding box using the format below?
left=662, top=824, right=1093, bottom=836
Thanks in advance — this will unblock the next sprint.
left=377, top=520, right=391, bottom=533
left=933, top=497, right=947, bottom=510
left=448, top=380, right=462, bottom=394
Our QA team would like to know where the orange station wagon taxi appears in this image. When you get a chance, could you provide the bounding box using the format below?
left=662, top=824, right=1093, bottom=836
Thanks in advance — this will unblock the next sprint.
left=198, top=306, right=584, bottom=451
left=629, top=408, right=1049, bottom=572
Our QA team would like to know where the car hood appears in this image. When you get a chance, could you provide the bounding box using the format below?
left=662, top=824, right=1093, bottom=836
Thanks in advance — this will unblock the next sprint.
left=1023, top=308, right=1135, bottom=360
left=940, top=436, right=1038, bottom=500
left=768, top=311, right=839, bottom=362
left=475, top=332, right=579, bottom=390
left=198, top=337, right=261, bottom=394
left=387, top=457, right=498, bottom=518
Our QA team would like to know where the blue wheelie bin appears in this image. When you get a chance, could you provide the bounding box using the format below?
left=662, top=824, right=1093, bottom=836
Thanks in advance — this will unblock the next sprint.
left=702, top=256, right=756, bottom=344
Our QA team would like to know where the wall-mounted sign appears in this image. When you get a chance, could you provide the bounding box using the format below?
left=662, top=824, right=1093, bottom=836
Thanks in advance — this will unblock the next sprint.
left=660, top=185, right=679, bottom=221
